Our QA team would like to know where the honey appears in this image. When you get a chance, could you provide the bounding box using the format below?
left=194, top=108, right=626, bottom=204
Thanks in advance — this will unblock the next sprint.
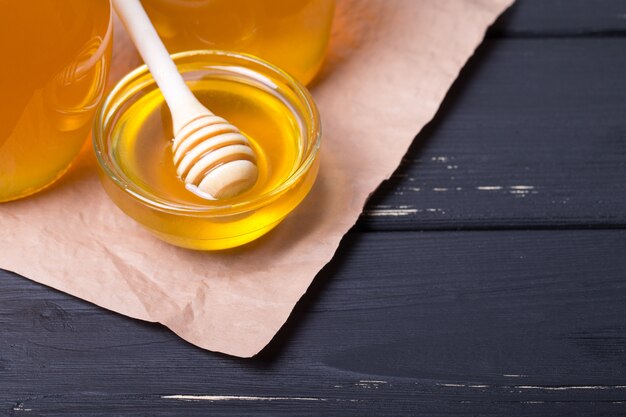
left=95, top=51, right=320, bottom=250
left=142, top=0, right=335, bottom=85
left=113, top=78, right=300, bottom=208
left=0, top=0, right=111, bottom=202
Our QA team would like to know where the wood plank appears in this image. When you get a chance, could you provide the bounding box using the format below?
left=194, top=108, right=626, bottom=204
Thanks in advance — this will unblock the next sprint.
left=2, top=230, right=626, bottom=415
left=491, top=0, right=626, bottom=36
left=360, top=38, right=626, bottom=231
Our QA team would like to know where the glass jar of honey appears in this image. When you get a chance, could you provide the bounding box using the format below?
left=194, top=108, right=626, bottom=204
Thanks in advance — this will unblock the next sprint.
left=0, top=0, right=112, bottom=202
left=142, top=0, right=335, bottom=85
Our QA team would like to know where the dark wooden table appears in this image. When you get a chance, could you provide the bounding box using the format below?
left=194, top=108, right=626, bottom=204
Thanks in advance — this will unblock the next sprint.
left=2, top=1, right=626, bottom=415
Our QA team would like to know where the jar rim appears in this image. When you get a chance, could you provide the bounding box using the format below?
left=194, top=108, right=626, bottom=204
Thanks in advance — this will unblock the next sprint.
left=93, top=50, right=321, bottom=217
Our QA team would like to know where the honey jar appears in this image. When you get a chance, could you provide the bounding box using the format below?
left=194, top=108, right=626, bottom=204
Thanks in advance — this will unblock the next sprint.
left=0, top=0, right=112, bottom=202
left=142, top=0, right=335, bottom=85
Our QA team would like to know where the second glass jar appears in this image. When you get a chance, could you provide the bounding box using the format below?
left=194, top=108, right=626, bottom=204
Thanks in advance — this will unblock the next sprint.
left=142, top=0, right=335, bottom=85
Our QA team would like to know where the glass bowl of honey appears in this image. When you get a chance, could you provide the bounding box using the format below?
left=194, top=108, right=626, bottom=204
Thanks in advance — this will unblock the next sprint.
left=93, top=50, right=321, bottom=250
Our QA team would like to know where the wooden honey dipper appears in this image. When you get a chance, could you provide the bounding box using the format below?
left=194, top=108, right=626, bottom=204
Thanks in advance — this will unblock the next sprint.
left=113, top=0, right=258, bottom=200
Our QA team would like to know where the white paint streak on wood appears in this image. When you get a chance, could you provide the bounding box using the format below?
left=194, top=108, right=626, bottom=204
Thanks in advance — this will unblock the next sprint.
left=432, top=156, right=449, bottom=162
left=355, top=380, right=388, bottom=389
left=12, top=403, right=32, bottom=412
left=515, top=385, right=626, bottom=391
left=433, top=187, right=449, bottom=192
left=162, top=395, right=326, bottom=402
left=364, top=208, right=418, bottom=217
left=365, top=205, right=447, bottom=217
left=503, top=374, right=527, bottom=377
left=438, top=383, right=490, bottom=389
left=476, top=185, right=537, bottom=196
left=437, top=382, right=626, bottom=392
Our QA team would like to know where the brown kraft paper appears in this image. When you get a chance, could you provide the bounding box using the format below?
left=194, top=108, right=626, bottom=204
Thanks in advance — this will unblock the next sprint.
left=0, top=0, right=513, bottom=357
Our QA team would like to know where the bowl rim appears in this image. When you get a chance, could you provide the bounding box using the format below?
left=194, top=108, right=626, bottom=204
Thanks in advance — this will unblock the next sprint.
left=93, top=49, right=321, bottom=217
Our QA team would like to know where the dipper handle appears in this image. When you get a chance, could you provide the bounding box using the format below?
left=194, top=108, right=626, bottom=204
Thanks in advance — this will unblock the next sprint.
left=112, top=0, right=210, bottom=133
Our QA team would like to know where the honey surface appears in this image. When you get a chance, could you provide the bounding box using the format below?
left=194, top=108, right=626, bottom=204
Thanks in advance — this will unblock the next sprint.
left=111, top=77, right=301, bottom=208
left=0, top=0, right=111, bottom=202
left=142, top=0, right=335, bottom=85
